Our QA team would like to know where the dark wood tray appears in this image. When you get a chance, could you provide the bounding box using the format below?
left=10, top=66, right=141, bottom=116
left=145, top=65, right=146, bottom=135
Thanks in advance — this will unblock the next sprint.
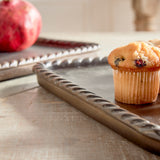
left=33, top=56, right=160, bottom=155
left=0, top=37, right=99, bottom=81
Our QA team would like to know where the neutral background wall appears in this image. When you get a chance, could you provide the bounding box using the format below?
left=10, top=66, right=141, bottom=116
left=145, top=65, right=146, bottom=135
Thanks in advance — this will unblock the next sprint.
left=27, top=0, right=160, bottom=34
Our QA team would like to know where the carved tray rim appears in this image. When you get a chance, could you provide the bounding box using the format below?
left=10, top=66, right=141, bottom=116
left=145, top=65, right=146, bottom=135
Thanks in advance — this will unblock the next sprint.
left=0, top=37, right=99, bottom=70
left=0, top=37, right=99, bottom=81
left=33, top=56, right=160, bottom=155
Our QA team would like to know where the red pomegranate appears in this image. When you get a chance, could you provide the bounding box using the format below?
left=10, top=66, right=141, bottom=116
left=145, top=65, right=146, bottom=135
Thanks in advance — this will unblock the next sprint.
left=0, top=0, right=42, bottom=52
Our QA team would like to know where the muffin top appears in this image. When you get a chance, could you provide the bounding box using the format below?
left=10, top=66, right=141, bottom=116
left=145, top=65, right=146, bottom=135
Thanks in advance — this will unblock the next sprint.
left=108, top=41, right=160, bottom=71
left=148, top=39, right=160, bottom=48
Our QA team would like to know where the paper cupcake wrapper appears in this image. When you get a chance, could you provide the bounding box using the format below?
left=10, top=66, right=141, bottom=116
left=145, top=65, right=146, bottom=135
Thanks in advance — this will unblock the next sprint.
left=159, top=71, right=160, bottom=93
left=113, top=70, right=159, bottom=104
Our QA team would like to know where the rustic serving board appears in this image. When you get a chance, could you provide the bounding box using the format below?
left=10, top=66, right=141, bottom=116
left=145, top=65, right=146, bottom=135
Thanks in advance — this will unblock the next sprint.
left=33, top=56, right=160, bottom=155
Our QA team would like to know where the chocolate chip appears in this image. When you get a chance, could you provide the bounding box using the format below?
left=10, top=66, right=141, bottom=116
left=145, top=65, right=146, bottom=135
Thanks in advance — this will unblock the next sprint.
left=135, top=59, right=146, bottom=67
left=114, top=58, right=121, bottom=66
left=114, top=57, right=125, bottom=67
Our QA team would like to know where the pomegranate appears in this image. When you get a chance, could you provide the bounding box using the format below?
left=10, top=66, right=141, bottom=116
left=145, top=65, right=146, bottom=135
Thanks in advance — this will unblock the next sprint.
left=0, top=0, right=42, bottom=52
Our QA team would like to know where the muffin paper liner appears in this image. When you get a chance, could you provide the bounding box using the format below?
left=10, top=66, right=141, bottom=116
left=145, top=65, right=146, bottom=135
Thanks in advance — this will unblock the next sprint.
left=113, top=70, right=159, bottom=104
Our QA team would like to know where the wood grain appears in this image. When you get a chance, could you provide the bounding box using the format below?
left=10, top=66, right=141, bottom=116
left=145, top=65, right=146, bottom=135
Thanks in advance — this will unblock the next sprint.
left=0, top=76, right=160, bottom=159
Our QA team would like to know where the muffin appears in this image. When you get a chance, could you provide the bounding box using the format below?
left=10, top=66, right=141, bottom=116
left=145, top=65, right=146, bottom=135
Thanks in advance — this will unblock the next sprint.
left=148, top=39, right=160, bottom=47
left=148, top=39, right=160, bottom=93
left=108, top=41, right=160, bottom=104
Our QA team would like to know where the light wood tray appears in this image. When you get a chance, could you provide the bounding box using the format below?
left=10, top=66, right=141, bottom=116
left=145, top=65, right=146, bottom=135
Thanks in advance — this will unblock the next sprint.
left=0, top=37, right=99, bottom=81
left=33, top=56, right=160, bottom=155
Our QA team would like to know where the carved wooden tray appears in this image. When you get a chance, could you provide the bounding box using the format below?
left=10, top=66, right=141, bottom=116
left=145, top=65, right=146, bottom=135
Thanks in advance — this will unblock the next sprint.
left=33, top=56, right=160, bottom=155
left=0, top=37, right=99, bottom=81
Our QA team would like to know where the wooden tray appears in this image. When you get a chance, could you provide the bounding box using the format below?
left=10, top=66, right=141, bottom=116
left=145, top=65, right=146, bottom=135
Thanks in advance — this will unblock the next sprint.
left=33, top=56, right=160, bottom=155
left=0, top=37, right=99, bottom=81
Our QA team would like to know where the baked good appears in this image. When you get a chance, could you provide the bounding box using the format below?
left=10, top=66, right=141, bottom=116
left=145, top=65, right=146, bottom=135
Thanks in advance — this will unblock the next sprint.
left=108, top=41, right=160, bottom=104
left=148, top=39, right=160, bottom=48
left=148, top=39, right=160, bottom=93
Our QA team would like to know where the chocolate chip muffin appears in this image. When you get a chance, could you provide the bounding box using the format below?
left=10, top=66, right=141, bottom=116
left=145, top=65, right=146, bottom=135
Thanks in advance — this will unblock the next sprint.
left=108, top=41, right=160, bottom=104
